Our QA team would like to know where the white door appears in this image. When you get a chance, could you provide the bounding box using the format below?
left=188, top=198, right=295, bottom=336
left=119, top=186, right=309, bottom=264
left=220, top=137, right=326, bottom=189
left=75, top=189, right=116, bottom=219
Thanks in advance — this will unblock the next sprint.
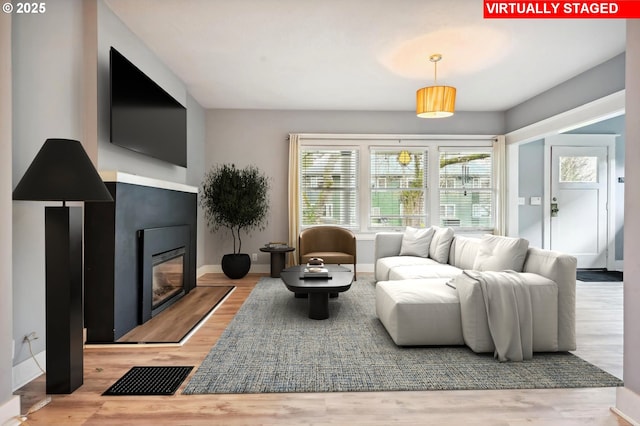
left=550, top=146, right=608, bottom=268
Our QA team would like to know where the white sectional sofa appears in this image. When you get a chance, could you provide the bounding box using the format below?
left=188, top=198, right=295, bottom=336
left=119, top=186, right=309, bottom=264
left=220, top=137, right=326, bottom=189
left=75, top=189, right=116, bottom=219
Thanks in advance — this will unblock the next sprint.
left=374, top=227, right=577, bottom=358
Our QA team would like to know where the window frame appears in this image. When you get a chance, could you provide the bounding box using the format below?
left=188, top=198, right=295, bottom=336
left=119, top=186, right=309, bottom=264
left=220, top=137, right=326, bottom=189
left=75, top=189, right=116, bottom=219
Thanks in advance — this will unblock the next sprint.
left=437, top=146, right=495, bottom=231
left=297, top=135, right=496, bottom=234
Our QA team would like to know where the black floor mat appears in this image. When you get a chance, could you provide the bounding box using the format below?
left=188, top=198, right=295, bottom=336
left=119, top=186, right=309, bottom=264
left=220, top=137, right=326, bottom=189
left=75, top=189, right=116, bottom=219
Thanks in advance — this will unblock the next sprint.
left=103, top=366, right=193, bottom=396
left=577, top=269, right=623, bottom=282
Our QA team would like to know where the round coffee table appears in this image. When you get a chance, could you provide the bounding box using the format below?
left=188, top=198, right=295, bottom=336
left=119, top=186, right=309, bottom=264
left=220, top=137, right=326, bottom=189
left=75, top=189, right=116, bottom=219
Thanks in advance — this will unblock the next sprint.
left=260, top=245, right=295, bottom=278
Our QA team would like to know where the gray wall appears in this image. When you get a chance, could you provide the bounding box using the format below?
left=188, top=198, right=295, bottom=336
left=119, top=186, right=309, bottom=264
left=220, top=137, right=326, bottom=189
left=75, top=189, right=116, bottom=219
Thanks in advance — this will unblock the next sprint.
left=204, top=110, right=504, bottom=268
left=505, top=53, right=625, bottom=133
left=1, top=9, right=15, bottom=416
left=186, top=94, right=207, bottom=268
left=518, top=139, right=544, bottom=248
left=12, top=0, right=85, bottom=368
left=94, top=1, right=206, bottom=268
left=10, top=0, right=206, bottom=372
left=95, top=0, right=188, bottom=183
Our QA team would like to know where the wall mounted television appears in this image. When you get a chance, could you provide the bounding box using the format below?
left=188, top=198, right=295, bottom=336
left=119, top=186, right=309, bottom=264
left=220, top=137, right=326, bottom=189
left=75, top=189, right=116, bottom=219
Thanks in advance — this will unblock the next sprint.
left=110, top=47, right=187, bottom=168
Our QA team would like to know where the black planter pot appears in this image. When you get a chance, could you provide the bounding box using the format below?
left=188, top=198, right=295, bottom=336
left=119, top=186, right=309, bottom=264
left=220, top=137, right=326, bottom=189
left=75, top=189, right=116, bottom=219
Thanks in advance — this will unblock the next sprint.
left=221, top=253, right=251, bottom=279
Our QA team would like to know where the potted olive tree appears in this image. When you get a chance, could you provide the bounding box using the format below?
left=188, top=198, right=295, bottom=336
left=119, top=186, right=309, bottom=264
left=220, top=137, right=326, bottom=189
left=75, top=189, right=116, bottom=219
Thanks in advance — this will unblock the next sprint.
left=200, top=164, right=270, bottom=279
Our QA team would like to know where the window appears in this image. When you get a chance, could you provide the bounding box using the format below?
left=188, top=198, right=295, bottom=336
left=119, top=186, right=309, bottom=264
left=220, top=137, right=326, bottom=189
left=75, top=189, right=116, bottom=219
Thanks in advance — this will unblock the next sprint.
left=300, top=148, right=358, bottom=227
left=439, top=149, right=493, bottom=228
left=295, top=137, right=496, bottom=233
left=440, top=204, right=456, bottom=218
left=370, top=149, right=427, bottom=228
left=559, top=156, right=598, bottom=183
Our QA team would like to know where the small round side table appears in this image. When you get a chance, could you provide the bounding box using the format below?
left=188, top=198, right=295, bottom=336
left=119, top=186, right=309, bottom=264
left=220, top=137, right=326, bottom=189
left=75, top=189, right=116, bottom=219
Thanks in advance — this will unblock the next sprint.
left=260, top=245, right=295, bottom=278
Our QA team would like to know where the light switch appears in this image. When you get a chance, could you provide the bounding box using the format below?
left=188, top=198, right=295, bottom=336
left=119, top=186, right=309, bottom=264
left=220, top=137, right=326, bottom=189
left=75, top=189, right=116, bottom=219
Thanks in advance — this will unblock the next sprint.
left=530, top=196, right=542, bottom=205
left=518, top=197, right=525, bottom=205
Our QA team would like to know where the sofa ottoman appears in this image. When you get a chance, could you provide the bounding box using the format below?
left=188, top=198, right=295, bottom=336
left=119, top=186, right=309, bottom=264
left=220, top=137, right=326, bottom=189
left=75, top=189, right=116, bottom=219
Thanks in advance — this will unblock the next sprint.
left=375, top=279, right=464, bottom=346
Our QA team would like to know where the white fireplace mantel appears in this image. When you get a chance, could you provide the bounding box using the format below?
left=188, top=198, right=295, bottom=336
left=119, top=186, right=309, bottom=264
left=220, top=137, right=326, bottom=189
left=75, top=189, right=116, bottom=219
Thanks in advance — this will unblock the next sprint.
left=99, top=171, right=198, bottom=193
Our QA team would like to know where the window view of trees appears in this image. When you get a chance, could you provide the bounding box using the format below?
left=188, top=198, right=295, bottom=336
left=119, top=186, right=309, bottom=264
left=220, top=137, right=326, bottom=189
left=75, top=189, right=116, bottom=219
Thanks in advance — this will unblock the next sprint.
left=299, top=143, right=495, bottom=232
left=300, top=149, right=358, bottom=226
left=370, top=150, right=426, bottom=228
left=439, top=151, right=493, bottom=228
left=559, top=156, right=597, bottom=183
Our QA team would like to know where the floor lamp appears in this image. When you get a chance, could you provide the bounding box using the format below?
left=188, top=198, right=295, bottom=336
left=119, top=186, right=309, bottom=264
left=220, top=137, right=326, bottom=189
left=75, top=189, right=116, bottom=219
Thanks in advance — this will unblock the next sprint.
left=13, top=139, right=112, bottom=394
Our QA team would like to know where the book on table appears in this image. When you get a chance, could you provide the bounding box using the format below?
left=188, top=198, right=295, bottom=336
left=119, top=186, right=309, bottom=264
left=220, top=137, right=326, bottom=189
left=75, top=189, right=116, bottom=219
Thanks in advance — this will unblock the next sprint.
left=302, top=265, right=331, bottom=279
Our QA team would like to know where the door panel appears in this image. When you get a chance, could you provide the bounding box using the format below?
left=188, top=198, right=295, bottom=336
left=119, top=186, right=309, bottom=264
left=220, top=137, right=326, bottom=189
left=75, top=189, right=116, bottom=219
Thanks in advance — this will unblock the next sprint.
left=550, top=146, right=607, bottom=268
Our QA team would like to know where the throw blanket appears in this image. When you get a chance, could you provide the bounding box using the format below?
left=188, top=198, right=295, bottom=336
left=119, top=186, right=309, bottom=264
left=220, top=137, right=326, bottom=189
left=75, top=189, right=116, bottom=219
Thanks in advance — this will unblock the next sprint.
left=463, top=270, right=533, bottom=362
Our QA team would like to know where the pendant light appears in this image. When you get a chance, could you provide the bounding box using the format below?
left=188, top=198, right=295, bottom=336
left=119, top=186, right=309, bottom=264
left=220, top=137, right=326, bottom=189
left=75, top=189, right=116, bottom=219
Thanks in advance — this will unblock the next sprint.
left=416, top=54, right=456, bottom=118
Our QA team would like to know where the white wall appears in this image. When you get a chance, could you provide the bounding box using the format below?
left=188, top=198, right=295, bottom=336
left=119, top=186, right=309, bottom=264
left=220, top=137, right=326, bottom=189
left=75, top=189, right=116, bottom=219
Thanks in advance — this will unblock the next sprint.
left=204, top=109, right=504, bottom=268
left=12, top=0, right=85, bottom=370
left=10, top=0, right=207, bottom=381
left=1, top=10, right=20, bottom=424
left=616, top=18, right=640, bottom=424
left=186, top=94, right=207, bottom=268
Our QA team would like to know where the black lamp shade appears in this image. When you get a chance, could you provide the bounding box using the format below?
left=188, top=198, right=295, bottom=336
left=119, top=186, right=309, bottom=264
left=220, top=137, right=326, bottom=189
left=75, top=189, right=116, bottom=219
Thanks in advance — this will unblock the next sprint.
left=13, top=139, right=113, bottom=202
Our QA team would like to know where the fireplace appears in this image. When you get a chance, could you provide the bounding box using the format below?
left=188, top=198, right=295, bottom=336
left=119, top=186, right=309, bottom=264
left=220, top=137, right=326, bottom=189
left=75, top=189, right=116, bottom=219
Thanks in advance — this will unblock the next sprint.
left=151, top=247, right=186, bottom=314
left=139, top=225, right=191, bottom=324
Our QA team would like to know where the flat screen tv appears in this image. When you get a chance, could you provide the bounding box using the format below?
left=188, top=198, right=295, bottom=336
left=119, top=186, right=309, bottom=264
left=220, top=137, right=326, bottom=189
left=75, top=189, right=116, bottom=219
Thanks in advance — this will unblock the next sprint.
left=110, top=47, right=187, bottom=167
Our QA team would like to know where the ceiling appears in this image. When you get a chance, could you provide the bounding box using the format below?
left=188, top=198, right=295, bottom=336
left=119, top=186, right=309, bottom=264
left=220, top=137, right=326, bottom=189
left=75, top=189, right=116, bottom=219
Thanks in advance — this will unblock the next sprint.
left=104, top=0, right=626, bottom=113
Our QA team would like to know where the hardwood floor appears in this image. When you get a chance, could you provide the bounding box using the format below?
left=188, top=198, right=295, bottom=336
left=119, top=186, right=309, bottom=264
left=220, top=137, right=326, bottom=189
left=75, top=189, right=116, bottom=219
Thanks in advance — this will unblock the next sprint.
left=117, top=285, right=234, bottom=343
left=13, top=275, right=628, bottom=425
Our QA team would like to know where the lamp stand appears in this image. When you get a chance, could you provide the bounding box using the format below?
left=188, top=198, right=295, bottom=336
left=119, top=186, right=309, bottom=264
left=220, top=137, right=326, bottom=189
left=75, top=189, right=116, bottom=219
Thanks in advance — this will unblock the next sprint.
left=45, top=206, right=83, bottom=394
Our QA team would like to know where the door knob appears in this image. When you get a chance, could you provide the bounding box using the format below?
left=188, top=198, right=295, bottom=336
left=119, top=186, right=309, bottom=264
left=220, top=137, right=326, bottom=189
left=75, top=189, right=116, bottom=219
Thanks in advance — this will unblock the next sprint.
left=551, top=203, right=559, bottom=217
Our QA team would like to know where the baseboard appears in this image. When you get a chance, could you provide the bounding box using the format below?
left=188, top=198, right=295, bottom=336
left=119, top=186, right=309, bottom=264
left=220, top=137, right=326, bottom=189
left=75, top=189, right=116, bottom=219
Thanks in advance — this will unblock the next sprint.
left=610, top=260, right=624, bottom=272
left=614, top=387, right=640, bottom=425
left=0, top=395, right=21, bottom=426
left=12, top=350, right=45, bottom=391
left=198, top=263, right=375, bottom=277
left=197, top=263, right=269, bottom=276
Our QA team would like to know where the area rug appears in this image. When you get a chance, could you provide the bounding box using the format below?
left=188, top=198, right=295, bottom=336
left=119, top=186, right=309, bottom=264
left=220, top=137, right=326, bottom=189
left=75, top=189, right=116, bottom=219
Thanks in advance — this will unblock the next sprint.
left=577, top=269, right=623, bottom=282
left=183, top=278, right=622, bottom=394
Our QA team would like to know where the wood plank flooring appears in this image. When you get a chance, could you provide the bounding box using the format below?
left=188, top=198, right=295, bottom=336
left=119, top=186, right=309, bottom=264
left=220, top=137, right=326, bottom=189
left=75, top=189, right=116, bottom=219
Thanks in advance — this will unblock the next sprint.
left=117, top=285, right=234, bottom=343
left=13, top=275, right=628, bottom=425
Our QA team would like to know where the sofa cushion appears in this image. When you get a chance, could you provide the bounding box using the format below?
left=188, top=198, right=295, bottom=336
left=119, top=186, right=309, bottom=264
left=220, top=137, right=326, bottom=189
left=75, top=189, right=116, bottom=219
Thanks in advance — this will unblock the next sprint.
left=375, top=279, right=464, bottom=346
left=375, top=256, right=440, bottom=282
left=429, top=226, right=454, bottom=264
left=388, top=263, right=462, bottom=280
left=449, top=235, right=480, bottom=269
left=472, top=235, right=529, bottom=272
left=399, top=226, right=435, bottom=258
left=452, top=271, right=558, bottom=353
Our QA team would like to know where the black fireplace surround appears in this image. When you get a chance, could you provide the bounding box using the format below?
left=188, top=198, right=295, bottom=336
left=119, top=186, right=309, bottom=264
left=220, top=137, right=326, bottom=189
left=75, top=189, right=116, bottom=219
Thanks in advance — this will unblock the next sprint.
left=84, top=180, right=197, bottom=343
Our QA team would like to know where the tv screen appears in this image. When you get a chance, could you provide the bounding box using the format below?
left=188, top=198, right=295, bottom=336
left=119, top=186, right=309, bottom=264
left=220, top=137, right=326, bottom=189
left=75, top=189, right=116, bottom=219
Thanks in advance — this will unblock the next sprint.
left=110, top=47, right=187, bottom=167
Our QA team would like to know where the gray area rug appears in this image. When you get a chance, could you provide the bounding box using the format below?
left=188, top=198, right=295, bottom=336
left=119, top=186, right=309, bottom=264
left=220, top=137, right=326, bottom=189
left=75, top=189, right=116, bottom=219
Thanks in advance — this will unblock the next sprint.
left=183, top=278, right=623, bottom=394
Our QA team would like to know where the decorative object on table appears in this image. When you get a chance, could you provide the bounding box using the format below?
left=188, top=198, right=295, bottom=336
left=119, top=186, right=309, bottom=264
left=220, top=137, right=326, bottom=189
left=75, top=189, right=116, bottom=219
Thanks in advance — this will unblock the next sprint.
left=200, top=164, right=270, bottom=279
left=307, top=257, right=324, bottom=266
left=260, top=244, right=295, bottom=278
left=265, top=241, right=289, bottom=249
left=301, top=257, right=330, bottom=278
left=12, top=138, right=113, bottom=394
